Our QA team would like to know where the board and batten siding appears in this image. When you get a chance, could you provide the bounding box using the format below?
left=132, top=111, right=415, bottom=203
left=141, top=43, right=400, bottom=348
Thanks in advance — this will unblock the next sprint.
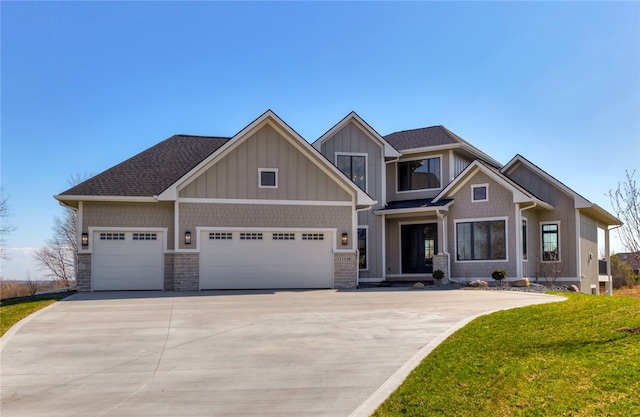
left=318, top=120, right=384, bottom=279
left=507, top=164, right=578, bottom=278
left=82, top=202, right=175, bottom=249
left=178, top=203, right=352, bottom=250
left=179, top=124, right=351, bottom=202
left=579, top=213, right=599, bottom=292
left=446, top=171, right=518, bottom=279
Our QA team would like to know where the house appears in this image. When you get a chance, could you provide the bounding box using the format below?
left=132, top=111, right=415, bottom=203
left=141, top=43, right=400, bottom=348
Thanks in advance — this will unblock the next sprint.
left=55, top=110, right=622, bottom=294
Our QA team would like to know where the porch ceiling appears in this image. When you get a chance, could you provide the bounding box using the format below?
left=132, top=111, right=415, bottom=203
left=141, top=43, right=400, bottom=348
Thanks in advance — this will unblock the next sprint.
left=373, top=198, right=453, bottom=215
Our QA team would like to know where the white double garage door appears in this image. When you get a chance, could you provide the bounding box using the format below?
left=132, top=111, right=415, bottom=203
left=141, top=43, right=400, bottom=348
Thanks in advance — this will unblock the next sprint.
left=91, top=229, right=334, bottom=291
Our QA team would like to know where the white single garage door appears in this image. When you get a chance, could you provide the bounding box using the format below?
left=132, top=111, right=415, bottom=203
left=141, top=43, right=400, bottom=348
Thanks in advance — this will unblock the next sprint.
left=92, top=231, right=164, bottom=291
left=200, top=230, right=333, bottom=289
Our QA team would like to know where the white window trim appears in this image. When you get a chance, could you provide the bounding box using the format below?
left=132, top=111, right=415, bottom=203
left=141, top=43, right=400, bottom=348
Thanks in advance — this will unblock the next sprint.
left=358, top=225, right=369, bottom=271
left=258, top=168, right=278, bottom=189
left=471, top=183, right=489, bottom=202
left=396, top=154, right=443, bottom=194
left=335, top=152, right=368, bottom=193
left=540, top=220, right=561, bottom=263
left=453, top=216, right=509, bottom=263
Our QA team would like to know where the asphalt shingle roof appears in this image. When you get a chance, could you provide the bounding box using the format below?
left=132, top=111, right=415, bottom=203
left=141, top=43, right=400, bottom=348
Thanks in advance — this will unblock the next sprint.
left=60, top=135, right=229, bottom=197
left=383, top=125, right=465, bottom=151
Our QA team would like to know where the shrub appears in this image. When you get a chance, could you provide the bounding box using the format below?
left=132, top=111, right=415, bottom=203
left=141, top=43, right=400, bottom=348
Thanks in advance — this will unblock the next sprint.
left=433, top=269, right=445, bottom=281
left=491, top=270, right=507, bottom=281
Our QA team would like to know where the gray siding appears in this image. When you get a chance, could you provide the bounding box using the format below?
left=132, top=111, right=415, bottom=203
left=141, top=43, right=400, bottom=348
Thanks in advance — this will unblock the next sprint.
left=358, top=210, right=383, bottom=279
left=579, top=213, right=599, bottom=293
left=446, top=172, right=518, bottom=280
left=318, top=120, right=385, bottom=279
left=521, top=209, right=541, bottom=280
left=178, top=202, right=352, bottom=250
left=319, top=120, right=383, bottom=201
left=82, top=202, right=175, bottom=250
left=180, top=124, right=351, bottom=202
left=509, top=164, right=578, bottom=278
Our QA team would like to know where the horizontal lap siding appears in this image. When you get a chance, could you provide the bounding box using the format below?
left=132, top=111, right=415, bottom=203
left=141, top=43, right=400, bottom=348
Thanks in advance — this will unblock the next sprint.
left=179, top=203, right=352, bottom=250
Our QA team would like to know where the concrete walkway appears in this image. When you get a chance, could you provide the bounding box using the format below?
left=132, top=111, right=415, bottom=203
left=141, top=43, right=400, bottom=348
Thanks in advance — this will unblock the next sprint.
left=0, top=289, right=564, bottom=417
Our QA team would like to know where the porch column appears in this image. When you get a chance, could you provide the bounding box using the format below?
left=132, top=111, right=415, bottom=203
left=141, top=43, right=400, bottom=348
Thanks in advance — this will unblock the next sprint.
left=605, top=227, right=613, bottom=296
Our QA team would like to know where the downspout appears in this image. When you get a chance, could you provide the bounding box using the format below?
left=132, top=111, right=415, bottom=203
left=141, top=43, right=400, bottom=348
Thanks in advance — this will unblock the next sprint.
left=518, top=202, right=538, bottom=279
left=436, top=209, right=451, bottom=283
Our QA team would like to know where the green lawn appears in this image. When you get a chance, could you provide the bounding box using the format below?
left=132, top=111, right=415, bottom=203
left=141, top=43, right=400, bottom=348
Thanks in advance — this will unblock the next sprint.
left=0, top=297, right=61, bottom=337
left=373, top=293, right=640, bottom=417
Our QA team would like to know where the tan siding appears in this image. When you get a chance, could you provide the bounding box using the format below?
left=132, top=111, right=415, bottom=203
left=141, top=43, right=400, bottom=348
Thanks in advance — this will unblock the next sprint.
left=506, top=163, right=579, bottom=279
left=178, top=203, right=352, bottom=250
left=447, top=171, right=518, bottom=279
left=318, top=120, right=386, bottom=279
left=319, top=121, right=384, bottom=200
left=580, top=214, right=599, bottom=293
left=179, top=124, right=351, bottom=202
left=82, top=202, right=175, bottom=250
left=521, top=210, right=541, bottom=279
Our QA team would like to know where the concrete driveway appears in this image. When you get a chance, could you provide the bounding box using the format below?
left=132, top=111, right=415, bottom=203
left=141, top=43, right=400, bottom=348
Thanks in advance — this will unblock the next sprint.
left=1, top=289, right=564, bottom=417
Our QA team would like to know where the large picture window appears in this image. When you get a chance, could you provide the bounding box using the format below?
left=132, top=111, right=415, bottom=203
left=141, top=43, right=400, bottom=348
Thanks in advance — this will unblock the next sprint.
left=541, top=223, right=560, bottom=261
left=337, top=154, right=366, bottom=191
left=398, top=157, right=440, bottom=191
left=456, top=219, right=506, bottom=261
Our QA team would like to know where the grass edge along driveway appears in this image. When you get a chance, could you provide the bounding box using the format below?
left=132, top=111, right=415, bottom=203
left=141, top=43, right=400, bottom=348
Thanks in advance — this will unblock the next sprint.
left=0, top=297, right=62, bottom=337
left=373, top=292, right=640, bottom=417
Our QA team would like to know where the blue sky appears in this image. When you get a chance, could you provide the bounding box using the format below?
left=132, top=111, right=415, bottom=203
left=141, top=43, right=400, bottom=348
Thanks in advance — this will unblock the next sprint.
left=1, top=1, right=639, bottom=280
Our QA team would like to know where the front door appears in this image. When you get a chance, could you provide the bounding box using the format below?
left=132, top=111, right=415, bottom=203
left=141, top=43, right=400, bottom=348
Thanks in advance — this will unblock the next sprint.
left=401, top=223, right=437, bottom=274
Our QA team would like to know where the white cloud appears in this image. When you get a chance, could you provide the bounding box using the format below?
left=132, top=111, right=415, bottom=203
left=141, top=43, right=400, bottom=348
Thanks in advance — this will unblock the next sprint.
left=0, top=247, right=45, bottom=281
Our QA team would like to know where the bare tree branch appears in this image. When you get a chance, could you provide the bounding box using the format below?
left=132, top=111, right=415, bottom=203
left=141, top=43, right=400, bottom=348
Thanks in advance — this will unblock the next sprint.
left=33, top=175, right=89, bottom=287
left=609, top=170, right=640, bottom=266
left=0, top=189, right=16, bottom=260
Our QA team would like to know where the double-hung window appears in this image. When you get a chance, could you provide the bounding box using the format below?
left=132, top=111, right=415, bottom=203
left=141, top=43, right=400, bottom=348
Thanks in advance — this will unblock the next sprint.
left=336, top=154, right=366, bottom=191
left=541, top=223, right=560, bottom=261
left=456, top=219, right=506, bottom=261
left=398, top=157, right=441, bottom=191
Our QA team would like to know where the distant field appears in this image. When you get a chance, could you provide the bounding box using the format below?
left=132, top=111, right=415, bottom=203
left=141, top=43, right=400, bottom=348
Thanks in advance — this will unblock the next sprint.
left=614, top=285, right=640, bottom=298
left=0, top=279, right=67, bottom=300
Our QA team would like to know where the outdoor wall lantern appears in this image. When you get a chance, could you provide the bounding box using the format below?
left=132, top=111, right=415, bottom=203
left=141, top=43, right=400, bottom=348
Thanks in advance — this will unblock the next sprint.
left=184, top=231, right=192, bottom=245
left=341, top=232, right=349, bottom=246
left=81, top=233, right=89, bottom=247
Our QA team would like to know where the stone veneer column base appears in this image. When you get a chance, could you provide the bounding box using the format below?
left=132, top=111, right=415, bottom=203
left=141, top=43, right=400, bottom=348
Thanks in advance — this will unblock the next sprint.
left=76, top=253, right=92, bottom=292
left=164, top=253, right=175, bottom=291
left=173, top=253, right=200, bottom=291
left=433, top=254, right=449, bottom=282
left=334, top=252, right=358, bottom=289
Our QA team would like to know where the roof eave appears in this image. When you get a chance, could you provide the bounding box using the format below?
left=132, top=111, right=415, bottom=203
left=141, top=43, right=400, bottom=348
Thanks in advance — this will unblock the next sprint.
left=54, top=195, right=158, bottom=203
left=314, top=112, right=401, bottom=158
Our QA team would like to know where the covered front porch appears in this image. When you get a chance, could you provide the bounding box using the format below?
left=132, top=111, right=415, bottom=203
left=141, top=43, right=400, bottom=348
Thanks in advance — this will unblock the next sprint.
left=374, top=198, right=452, bottom=283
